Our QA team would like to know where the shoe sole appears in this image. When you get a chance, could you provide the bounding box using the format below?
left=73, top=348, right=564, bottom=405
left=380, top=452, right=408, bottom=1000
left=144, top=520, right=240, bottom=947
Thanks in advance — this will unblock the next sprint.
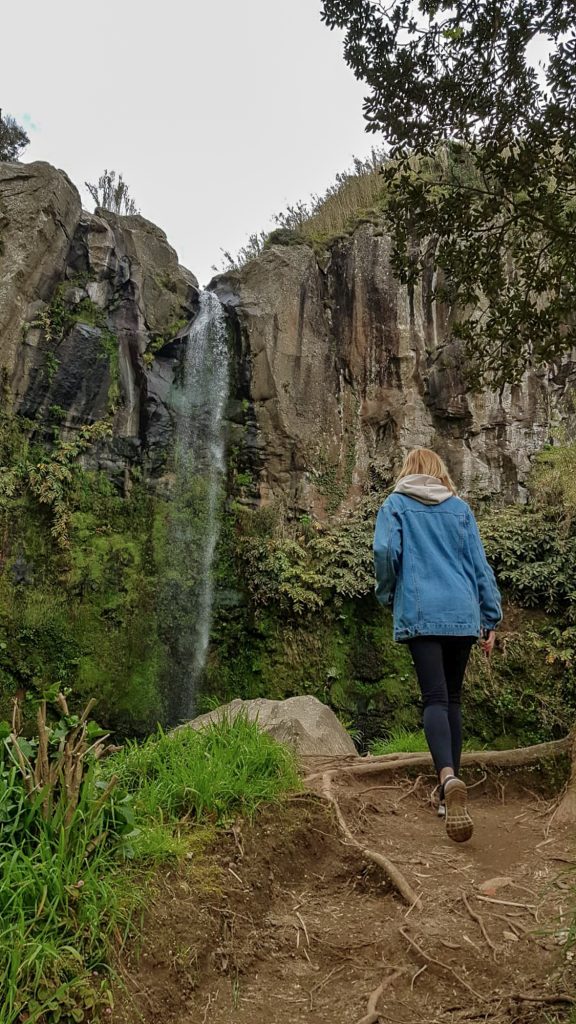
left=444, top=778, right=473, bottom=843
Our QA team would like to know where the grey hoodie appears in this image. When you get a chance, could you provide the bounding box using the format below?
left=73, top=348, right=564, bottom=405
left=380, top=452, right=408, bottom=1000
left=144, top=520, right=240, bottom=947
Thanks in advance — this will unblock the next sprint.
left=393, top=473, right=454, bottom=505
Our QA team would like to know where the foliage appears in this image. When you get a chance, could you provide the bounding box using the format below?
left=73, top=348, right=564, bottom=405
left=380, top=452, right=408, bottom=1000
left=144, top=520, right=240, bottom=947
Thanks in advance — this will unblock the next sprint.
left=321, top=0, right=576, bottom=386
left=232, top=499, right=377, bottom=614
left=28, top=421, right=113, bottom=547
left=0, top=110, right=29, bottom=161
left=480, top=444, right=576, bottom=618
left=0, top=701, right=298, bottom=1023
left=0, top=695, right=131, bottom=1024
left=85, top=169, right=139, bottom=216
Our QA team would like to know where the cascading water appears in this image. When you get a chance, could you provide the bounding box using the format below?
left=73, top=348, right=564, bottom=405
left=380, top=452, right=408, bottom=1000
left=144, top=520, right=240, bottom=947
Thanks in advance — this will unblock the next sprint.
left=166, top=290, right=229, bottom=721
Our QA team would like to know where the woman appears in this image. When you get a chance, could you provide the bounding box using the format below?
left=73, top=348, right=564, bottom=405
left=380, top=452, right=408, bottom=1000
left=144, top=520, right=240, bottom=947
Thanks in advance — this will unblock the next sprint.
left=373, top=448, right=502, bottom=843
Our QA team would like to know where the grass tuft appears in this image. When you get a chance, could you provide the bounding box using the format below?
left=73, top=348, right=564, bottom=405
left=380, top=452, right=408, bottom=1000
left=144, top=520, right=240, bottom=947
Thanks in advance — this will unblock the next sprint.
left=0, top=711, right=299, bottom=1023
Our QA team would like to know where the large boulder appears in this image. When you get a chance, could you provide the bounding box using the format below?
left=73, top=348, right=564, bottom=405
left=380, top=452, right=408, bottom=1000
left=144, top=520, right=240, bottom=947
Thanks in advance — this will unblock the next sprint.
left=183, top=696, right=357, bottom=757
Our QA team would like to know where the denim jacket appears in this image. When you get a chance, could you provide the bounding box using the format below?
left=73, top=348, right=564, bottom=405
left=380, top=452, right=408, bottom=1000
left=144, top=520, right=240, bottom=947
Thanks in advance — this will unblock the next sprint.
left=373, top=477, right=502, bottom=641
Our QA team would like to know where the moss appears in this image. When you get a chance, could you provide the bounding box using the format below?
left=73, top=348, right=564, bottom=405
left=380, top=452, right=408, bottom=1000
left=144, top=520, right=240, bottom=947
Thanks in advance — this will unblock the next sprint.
left=0, top=416, right=168, bottom=735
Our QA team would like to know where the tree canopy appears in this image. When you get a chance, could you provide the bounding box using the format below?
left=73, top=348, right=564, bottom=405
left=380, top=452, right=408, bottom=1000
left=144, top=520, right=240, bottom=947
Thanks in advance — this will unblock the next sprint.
left=0, top=110, right=30, bottom=162
left=321, top=1, right=576, bottom=387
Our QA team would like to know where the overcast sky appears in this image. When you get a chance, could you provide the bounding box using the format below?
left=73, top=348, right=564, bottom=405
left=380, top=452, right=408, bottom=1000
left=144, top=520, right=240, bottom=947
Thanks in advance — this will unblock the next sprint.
left=1, top=0, right=376, bottom=285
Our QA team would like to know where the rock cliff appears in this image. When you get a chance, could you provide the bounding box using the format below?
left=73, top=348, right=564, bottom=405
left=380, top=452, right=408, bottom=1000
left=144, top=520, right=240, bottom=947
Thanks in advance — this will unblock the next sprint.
left=0, top=161, right=198, bottom=478
left=213, top=228, right=573, bottom=507
left=2, top=159, right=575, bottom=511
left=215, top=227, right=576, bottom=510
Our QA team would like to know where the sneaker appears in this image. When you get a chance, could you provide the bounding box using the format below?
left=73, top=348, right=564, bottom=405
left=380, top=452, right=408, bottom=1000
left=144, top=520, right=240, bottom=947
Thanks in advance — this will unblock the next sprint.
left=443, top=777, right=473, bottom=843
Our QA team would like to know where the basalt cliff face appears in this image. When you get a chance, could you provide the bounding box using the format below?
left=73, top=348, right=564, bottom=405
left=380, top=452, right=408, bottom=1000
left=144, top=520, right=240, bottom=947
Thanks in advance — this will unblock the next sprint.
left=0, top=160, right=198, bottom=480
left=1, top=160, right=575, bottom=508
left=215, top=228, right=576, bottom=512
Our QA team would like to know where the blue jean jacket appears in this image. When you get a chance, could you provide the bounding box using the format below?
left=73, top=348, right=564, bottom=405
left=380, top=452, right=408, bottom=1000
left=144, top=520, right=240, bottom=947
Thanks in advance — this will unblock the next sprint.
left=373, top=493, right=502, bottom=641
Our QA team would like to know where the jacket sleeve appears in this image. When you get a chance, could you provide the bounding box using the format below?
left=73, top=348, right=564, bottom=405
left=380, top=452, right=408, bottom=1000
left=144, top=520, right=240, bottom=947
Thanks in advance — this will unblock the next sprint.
left=373, top=500, right=402, bottom=606
left=466, top=508, right=502, bottom=629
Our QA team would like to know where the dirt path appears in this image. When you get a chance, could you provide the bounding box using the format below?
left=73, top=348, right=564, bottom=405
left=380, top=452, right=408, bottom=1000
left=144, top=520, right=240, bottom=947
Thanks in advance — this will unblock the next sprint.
left=115, top=771, right=575, bottom=1024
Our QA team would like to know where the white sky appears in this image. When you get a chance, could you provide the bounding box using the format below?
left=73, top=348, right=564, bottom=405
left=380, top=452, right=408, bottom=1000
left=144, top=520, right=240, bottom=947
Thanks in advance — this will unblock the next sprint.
left=1, top=0, right=376, bottom=285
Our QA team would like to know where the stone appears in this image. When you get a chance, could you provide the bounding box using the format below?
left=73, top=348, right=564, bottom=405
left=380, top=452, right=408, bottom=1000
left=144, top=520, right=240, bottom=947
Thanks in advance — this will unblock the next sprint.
left=0, top=161, right=82, bottom=398
left=181, top=695, right=358, bottom=757
left=0, top=159, right=199, bottom=466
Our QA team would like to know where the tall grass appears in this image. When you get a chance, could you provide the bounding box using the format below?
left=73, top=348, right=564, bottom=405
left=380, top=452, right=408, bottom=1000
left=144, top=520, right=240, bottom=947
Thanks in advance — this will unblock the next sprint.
left=369, top=727, right=479, bottom=756
left=0, top=712, right=299, bottom=1023
left=105, top=716, right=301, bottom=827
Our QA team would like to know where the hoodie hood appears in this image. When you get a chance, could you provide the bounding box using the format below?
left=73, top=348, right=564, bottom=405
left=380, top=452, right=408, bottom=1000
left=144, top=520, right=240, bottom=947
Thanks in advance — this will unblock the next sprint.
left=393, top=474, right=455, bottom=505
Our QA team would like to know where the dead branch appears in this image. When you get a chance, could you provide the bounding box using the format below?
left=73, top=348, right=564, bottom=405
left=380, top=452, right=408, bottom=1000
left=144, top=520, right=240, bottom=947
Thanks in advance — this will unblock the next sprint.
left=320, top=771, right=419, bottom=907
left=355, top=967, right=406, bottom=1024
left=305, top=737, right=570, bottom=784
left=400, top=928, right=488, bottom=1002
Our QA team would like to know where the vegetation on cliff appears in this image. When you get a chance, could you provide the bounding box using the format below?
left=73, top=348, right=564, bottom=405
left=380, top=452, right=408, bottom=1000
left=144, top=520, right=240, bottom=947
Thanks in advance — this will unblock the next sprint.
left=2, top=395, right=576, bottom=752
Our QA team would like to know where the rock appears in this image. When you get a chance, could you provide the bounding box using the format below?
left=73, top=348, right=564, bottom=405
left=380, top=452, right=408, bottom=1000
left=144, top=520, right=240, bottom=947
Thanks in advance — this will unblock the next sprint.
left=213, top=225, right=576, bottom=511
left=0, top=160, right=199, bottom=467
left=0, top=161, right=82, bottom=398
left=182, top=696, right=357, bottom=756
left=478, top=876, right=514, bottom=896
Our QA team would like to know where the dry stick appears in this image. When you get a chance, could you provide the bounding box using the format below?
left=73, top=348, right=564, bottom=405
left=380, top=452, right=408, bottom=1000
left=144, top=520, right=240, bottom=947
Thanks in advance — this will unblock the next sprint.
left=355, top=968, right=406, bottom=1024
left=400, top=928, right=488, bottom=1003
left=474, top=895, right=536, bottom=914
left=306, top=737, right=570, bottom=784
left=510, top=992, right=576, bottom=1006
left=461, top=894, right=498, bottom=957
left=295, top=911, right=310, bottom=946
left=395, top=775, right=425, bottom=805
left=320, top=771, right=418, bottom=907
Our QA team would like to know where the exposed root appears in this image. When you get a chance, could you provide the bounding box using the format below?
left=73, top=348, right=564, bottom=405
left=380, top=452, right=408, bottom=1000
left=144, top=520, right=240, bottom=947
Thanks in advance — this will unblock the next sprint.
left=305, top=737, right=570, bottom=785
left=355, top=967, right=406, bottom=1024
left=400, top=927, right=489, bottom=1002
left=509, top=991, right=576, bottom=1006
left=320, top=771, right=419, bottom=907
left=461, top=893, right=497, bottom=957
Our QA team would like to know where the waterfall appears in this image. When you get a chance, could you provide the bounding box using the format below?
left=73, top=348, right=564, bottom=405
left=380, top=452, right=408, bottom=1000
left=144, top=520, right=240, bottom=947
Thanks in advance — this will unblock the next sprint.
left=166, top=291, right=229, bottom=721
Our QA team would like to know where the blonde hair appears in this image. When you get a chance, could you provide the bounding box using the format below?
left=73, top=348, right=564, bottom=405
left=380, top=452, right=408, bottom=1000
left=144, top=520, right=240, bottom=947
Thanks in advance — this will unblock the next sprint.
left=397, top=448, right=457, bottom=494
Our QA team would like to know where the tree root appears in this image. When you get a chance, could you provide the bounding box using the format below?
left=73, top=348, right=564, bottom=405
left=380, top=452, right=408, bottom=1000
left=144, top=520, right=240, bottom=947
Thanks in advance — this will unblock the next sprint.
left=320, top=771, right=419, bottom=907
left=400, top=927, right=488, bottom=1002
left=306, top=737, right=570, bottom=784
left=355, top=967, right=406, bottom=1024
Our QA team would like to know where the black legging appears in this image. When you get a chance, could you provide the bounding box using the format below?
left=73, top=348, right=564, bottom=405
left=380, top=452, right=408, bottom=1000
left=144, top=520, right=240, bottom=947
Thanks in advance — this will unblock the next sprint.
left=407, top=636, right=476, bottom=776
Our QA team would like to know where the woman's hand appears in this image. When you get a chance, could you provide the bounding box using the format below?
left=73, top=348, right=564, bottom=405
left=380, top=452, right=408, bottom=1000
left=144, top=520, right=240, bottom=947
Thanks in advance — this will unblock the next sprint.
left=480, top=630, right=496, bottom=656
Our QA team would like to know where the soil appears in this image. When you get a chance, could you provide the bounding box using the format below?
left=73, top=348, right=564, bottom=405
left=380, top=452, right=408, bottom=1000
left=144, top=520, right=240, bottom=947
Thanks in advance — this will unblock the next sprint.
left=113, top=767, right=575, bottom=1024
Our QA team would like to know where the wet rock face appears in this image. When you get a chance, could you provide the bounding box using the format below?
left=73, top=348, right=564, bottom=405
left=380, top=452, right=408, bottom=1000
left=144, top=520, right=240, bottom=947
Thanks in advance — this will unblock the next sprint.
left=215, top=225, right=576, bottom=511
left=0, top=160, right=198, bottom=472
